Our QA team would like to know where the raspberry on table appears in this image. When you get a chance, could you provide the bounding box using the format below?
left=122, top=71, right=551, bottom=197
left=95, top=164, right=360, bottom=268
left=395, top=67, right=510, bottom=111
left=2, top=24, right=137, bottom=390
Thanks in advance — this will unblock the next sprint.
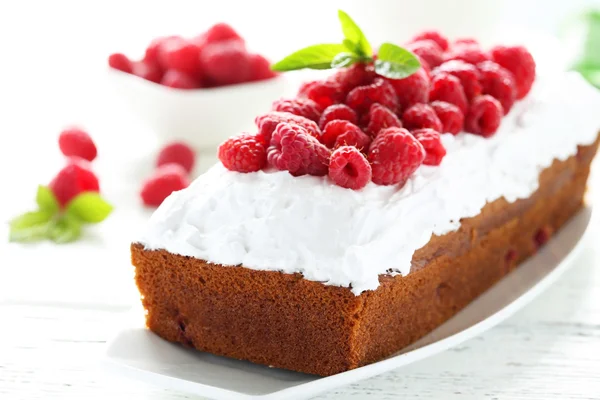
left=432, top=60, right=482, bottom=100
left=443, top=43, right=490, bottom=65
left=412, top=128, right=447, bottom=166
left=248, top=54, right=278, bottom=81
left=108, top=53, right=133, bottom=73
left=402, top=103, right=443, bottom=132
left=218, top=134, right=267, bottom=173
left=477, top=61, right=516, bottom=115
left=132, top=61, right=163, bottom=83
left=156, top=141, right=196, bottom=173
left=298, top=79, right=345, bottom=109
left=199, top=40, right=251, bottom=86
left=465, top=95, right=503, bottom=137
left=58, top=127, right=97, bottom=162
left=140, top=164, right=190, bottom=208
left=410, top=30, right=449, bottom=51
left=328, top=146, right=372, bottom=190
left=329, top=63, right=376, bottom=95
left=365, top=103, right=402, bottom=137
left=346, top=78, right=399, bottom=114
left=49, top=158, right=100, bottom=207
left=368, top=127, right=425, bottom=186
left=490, top=45, right=536, bottom=99
left=386, top=67, right=430, bottom=112
left=429, top=72, right=468, bottom=115
left=318, top=104, right=358, bottom=130
left=406, top=40, right=444, bottom=68
left=272, top=98, right=323, bottom=123
left=321, top=120, right=370, bottom=150
left=430, top=101, right=464, bottom=135
left=255, top=111, right=321, bottom=145
left=160, top=69, right=199, bottom=89
left=159, top=37, right=202, bottom=76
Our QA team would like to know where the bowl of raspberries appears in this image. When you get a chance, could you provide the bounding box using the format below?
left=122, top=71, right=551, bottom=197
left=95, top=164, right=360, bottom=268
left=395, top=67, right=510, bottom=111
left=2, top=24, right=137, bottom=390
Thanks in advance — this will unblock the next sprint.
left=107, top=23, right=286, bottom=150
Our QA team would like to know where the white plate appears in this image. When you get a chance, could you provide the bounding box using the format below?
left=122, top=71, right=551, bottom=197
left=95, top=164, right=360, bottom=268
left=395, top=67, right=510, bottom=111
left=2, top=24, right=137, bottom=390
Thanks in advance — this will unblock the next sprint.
left=104, top=206, right=592, bottom=400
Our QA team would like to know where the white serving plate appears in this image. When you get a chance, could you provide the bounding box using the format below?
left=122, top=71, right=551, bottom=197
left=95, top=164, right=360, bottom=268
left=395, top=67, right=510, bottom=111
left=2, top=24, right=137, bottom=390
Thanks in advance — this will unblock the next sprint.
left=104, top=206, right=592, bottom=400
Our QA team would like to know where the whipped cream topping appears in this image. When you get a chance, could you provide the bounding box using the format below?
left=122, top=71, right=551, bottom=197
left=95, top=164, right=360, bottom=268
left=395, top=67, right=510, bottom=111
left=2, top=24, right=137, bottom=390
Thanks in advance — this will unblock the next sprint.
left=138, top=72, right=600, bottom=295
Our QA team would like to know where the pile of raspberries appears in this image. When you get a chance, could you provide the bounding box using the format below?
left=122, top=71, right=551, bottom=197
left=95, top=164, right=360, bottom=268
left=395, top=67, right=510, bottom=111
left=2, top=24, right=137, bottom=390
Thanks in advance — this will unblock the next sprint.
left=218, top=30, right=536, bottom=190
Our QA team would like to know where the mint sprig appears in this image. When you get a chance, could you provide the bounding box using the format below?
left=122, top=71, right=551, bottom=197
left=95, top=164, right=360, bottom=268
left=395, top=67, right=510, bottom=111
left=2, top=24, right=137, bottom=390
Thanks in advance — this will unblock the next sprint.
left=271, top=9, right=421, bottom=80
left=8, top=185, right=113, bottom=244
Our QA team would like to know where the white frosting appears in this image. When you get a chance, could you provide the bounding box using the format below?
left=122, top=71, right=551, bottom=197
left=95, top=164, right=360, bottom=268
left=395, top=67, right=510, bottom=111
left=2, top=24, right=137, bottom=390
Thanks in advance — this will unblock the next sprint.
left=138, top=72, right=600, bottom=295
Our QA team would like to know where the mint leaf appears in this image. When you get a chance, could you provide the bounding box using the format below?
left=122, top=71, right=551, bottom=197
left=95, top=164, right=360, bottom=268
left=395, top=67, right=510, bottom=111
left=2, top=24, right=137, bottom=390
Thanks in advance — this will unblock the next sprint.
left=48, top=215, right=81, bottom=244
left=36, top=185, right=59, bottom=214
left=9, top=210, right=54, bottom=243
left=332, top=52, right=360, bottom=69
left=338, top=10, right=372, bottom=58
left=66, top=192, right=113, bottom=223
left=271, top=44, right=347, bottom=71
left=10, top=210, right=53, bottom=229
left=374, top=43, right=421, bottom=79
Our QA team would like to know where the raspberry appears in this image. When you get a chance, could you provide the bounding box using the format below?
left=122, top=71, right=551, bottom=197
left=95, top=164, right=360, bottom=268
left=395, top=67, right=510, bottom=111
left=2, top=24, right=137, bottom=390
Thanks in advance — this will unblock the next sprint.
left=248, top=54, right=278, bottom=81
left=321, top=120, right=369, bottom=149
left=453, top=38, right=479, bottom=47
left=132, top=61, right=163, bottom=83
left=144, top=35, right=179, bottom=66
left=298, top=79, right=344, bottom=109
left=402, top=103, right=443, bottom=132
left=329, top=63, right=375, bottom=94
left=368, top=127, right=425, bottom=186
left=465, top=95, right=503, bottom=137
left=318, top=104, right=358, bottom=130
left=412, top=128, right=446, bottom=166
left=203, top=23, right=244, bottom=45
left=328, top=146, right=372, bottom=190
left=271, top=98, right=323, bottom=122
left=267, top=123, right=330, bottom=176
left=158, top=37, right=202, bottom=76
left=430, top=101, right=464, bottom=135
left=346, top=78, right=399, bottom=114
left=218, top=134, right=267, bottom=173
left=199, top=40, right=251, bottom=86
left=406, top=40, right=444, bottom=68
left=49, top=158, right=100, bottom=207
left=432, top=60, right=481, bottom=100
left=160, top=69, right=199, bottom=89
left=444, top=44, right=490, bottom=65
left=140, top=164, right=190, bottom=207
left=255, top=111, right=321, bottom=145
left=477, top=61, right=516, bottom=115
left=490, top=45, right=536, bottom=99
left=156, top=141, right=196, bottom=173
left=108, top=53, right=133, bottom=73
left=58, top=127, right=97, bottom=162
left=365, top=103, right=402, bottom=137
left=410, top=30, right=449, bottom=51
left=429, top=72, right=468, bottom=115
left=386, top=68, right=430, bottom=112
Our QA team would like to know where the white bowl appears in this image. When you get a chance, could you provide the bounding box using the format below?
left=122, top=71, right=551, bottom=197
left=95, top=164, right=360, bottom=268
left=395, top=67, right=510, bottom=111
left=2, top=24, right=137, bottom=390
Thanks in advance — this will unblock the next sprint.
left=108, top=69, right=289, bottom=150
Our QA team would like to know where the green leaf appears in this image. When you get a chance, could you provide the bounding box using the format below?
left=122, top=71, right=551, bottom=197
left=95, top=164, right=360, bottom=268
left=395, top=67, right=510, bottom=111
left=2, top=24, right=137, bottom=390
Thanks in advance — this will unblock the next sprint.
left=8, top=210, right=54, bottom=243
left=271, top=44, right=347, bottom=71
left=374, top=43, right=422, bottom=79
left=66, top=192, right=113, bottom=224
left=36, top=185, right=59, bottom=214
left=9, top=210, right=53, bottom=230
left=338, top=10, right=372, bottom=58
left=48, top=215, right=81, bottom=244
left=331, top=52, right=360, bottom=69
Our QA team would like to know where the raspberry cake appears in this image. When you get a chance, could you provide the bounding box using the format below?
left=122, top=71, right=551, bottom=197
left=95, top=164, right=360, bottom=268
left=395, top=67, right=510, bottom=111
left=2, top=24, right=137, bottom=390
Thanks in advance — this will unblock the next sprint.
left=131, top=33, right=600, bottom=376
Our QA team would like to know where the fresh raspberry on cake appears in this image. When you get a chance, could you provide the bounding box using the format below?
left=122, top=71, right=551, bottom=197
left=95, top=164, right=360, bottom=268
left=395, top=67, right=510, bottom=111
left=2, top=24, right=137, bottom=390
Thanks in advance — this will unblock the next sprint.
left=430, top=101, right=464, bottom=135
left=329, top=63, right=376, bottom=95
left=346, top=78, right=399, bottom=114
left=143, top=35, right=179, bottom=66
left=255, top=111, right=321, bottom=145
left=160, top=69, right=199, bottom=89
left=412, top=128, right=447, bottom=166
left=199, top=40, right=251, bottom=85
left=267, top=122, right=330, bottom=176
left=140, top=164, right=190, bottom=207
left=465, top=95, right=503, bottom=137
left=58, top=126, right=97, bottom=162
left=489, top=45, right=536, bottom=99
left=202, top=23, right=244, bottom=45
left=385, top=68, right=430, bottom=112
left=368, top=127, right=425, bottom=186
left=248, top=54, right=278, bottom=81
left=49, top=158, right=100, bottom=207
left=159, top=37, right=202, bottom=76
left=406, top=40, right=444, bottom=68
left=429, top=72, right=468, bottom=115
left=409, top=30, right=449, bottom=51
left=318, top=104, right=358, bottom=130
left=218, top=134, right=267, bottom=173
left=443, top=43, right=490, bottom=65
left=365, top=103, right=402, bottom=137
left=432, top=60, right=482, bottom=100
left=328, top=146, right=372, bottom=190
left=322, top=120, right=370, bottom=150
left=156, top=141, right=196, bottom=173
left=108, top=53, right=133, bottom=73
left=272, top=98, right=323, bottom=122
left=298, top=79, right=344, bottom=109
left=402, top=103, right=443, bottom=132
left=477, top=61, right=517, bottom=115
left=132, top=60, right=163, bottom=83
